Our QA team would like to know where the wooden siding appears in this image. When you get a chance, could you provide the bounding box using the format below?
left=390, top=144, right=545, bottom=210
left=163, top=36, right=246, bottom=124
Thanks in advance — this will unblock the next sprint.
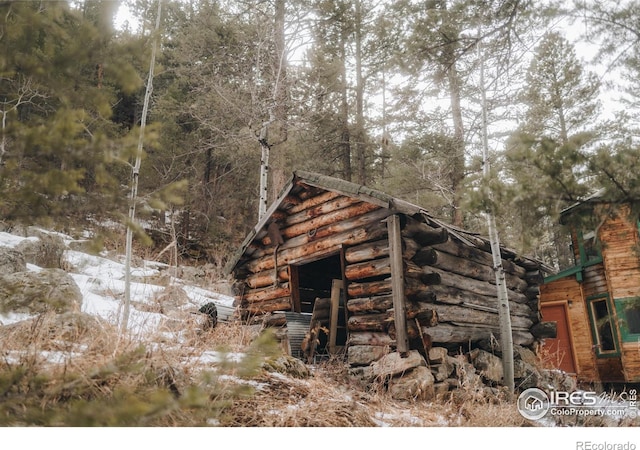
left=599, top=207, right=640, bottom=299
left=540, top=277, right=599, bottom=382
left=598, top=206, right=640, bottom=382
left=621, top=343, right=640, bottom=383
left=581, top=263, right=608, bottom=298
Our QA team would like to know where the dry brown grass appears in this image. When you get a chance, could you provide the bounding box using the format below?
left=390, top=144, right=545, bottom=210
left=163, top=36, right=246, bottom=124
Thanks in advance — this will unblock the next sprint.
left=5, top=312, right=635, bottom=427
left=211, top=341, right=537, bottom=427
left=0, top=313, right=530, bottom=427
left=535, top=341, right=569, bottom=372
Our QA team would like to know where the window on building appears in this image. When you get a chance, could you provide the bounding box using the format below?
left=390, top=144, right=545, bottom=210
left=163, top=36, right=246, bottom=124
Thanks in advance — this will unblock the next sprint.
left=580, top=230, right=601, bottom=263
left=588, top=296, right=618, bottom=356
left=614, top=297, right=640, bottom=342
left=566, top=212, right=602, bottom=267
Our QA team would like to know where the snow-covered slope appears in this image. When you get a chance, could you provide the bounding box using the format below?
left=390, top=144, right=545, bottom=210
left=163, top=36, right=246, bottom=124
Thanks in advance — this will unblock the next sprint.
left=0, top=229, right=235, bottom=335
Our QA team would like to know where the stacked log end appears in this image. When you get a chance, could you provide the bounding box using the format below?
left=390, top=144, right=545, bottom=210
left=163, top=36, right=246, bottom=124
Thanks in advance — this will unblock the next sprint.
left=409, top=218, right=548, bottom=349
left=346, top=216, right=547, bottom=367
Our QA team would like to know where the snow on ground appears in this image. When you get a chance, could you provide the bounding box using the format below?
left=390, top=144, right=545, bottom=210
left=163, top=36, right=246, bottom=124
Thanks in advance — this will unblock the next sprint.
left=0, top=230, right=235, bottom=335
left=0, top=231, right=39, bottom=248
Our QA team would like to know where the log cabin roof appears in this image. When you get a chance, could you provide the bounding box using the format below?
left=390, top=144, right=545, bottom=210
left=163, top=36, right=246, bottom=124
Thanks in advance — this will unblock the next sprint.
left=223, top=170, right=549, bottom=276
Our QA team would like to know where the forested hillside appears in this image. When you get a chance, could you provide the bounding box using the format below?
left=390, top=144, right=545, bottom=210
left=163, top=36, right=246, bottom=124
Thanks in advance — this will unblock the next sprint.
left=2, top=0, right=639, bottom=273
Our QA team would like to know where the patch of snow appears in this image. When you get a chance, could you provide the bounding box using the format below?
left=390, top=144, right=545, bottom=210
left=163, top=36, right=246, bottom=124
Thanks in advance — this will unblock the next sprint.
left=78, top=288, right=121, bottom=321
left=143, top=260, right=171, bottom=270
left=39, top=350, right=84, bottom=365
left=0, top=311, right=35, bottom=326
left=26, top=263, right=42, bottom=272
left=0, top=232, right=38, bottom=248
left=181, top=284, right=235, bottom=307
left=191, top=350, right=244, bottom=365
left=371, top=412, right=392, bottom=427
left=1, top=226, right=242, bottom=363
left=27, top=227, right=75, bottom=245
left=218, top=374, right=268, bottom=389
left=126, top=309, right=165, bottom=337
left=64, top=250, right=159, bottom=280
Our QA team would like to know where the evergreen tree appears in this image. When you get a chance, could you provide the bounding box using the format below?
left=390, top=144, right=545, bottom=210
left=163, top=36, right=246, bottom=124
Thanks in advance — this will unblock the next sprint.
left=298, top=0, right=355, bottom=181
left=571, top=1, right=640, bottom=217
left=504, top=31, right=602, bottom=267
left=573, top=0, right=640, bottom=116
left=0, top=1, right=141, bottom=226
left=390, top=0, right=533, bottom=227
left=147, top=0, right=283, bottom=258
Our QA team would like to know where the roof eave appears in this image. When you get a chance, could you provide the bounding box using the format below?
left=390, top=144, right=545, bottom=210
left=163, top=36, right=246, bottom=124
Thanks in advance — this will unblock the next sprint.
left=222, top=173, right=298, bottom=276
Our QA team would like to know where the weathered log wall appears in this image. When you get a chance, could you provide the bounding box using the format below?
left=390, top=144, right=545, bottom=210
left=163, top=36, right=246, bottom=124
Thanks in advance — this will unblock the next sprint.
left=231, top=182, right=546, bottom=370
left=233, top=185, right=393, bottom=321
left=345, top=215, right=544, bottom=366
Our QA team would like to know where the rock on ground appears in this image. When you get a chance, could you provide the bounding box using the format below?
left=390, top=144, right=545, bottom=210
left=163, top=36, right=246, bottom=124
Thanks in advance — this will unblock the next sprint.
left=371, top=350, right=426, bottom=379
left=0, top=269, right=83, bottom=315
left=15, top=232, right=66, bottom=269
left=263, top=355, right=311, bottom=379
left=388, top=366, right=435, bottom=401
left=0, top=247, right=27, bottom=274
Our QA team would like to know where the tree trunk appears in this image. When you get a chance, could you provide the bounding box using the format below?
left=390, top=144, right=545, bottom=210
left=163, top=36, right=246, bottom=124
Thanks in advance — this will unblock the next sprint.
left=479, top=37, right=514, bottom=393
left=435, top=0, right=466, bottom=227
left=122, top=0, right=162, bottom=334
left=269, top=0, right=289, bottom=202
left=339, top=26, right=352, bottom=181
left=354, top=0, right=366, bottom=185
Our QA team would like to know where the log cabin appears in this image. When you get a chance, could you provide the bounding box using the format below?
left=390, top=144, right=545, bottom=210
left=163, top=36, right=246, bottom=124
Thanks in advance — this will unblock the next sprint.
left=540, top=193, right=640, bottom=385
left=224, top=171, right=551, bottom=371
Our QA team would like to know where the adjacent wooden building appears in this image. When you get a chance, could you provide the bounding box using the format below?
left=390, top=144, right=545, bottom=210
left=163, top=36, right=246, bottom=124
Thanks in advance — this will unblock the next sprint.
left=540, top=194, right=640, bottom=384
left=224, top=171, right=550, bottom=369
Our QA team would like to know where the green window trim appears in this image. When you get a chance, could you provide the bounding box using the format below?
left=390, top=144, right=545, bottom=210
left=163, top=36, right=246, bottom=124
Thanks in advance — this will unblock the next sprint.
left=586, top=293, right=621, bottom=358
left=614, top=297, right=640, bottom=343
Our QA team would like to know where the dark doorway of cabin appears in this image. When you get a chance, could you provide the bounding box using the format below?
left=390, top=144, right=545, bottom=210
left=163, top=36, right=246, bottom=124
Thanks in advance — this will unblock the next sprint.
left=292, top=254, right=348, bottom=360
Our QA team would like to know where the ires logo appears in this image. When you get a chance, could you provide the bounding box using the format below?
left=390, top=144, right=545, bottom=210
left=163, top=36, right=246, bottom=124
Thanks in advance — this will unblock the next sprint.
left=517, top=388, right=636, bottom=421
left=517, top=388, right=550, bottom=420
left=549, top=390, right=598, bottom=406
left=518, top=388, right=598, bottom=420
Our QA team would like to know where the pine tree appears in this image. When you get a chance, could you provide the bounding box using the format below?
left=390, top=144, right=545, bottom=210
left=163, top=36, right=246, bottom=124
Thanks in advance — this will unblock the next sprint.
left=571, top=1, right=640, bottom=217
left=147, top=0, right=282, bottom=255
left=389, top=0, right=534, bottom=227
left=0, top=1, right=141, bottom=226
left=504, top=31, right=602, bottom=268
